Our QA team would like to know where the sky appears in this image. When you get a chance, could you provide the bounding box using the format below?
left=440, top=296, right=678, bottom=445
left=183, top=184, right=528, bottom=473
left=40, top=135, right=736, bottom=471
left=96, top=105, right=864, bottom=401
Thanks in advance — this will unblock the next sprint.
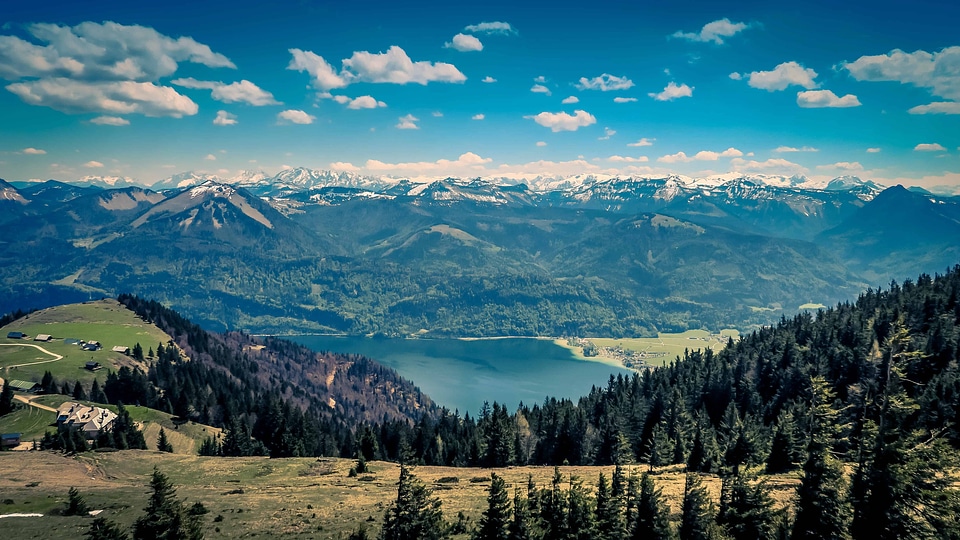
left=1, top=0, right=959, bottom=190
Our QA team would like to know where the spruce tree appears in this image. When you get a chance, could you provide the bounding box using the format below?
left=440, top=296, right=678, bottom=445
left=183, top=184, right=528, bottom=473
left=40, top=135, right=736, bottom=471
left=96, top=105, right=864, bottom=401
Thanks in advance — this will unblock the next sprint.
left=66, top=486, right=89, bottom=516
left=566, top=476, right=596, bottom=540
left=632, top=472, right=672, bottom=540
left=679, top=473, right=718, bottom=540
left=73, top=381, right=87, bottom=401
left=717, top=475, right=777, bottom=540
left=0, top=378, right=15, bottom=416
left=157, top=428, right=174, bottom=453
left=595, top=473, right=625, bottom=540
left=379, top=464, right=447, bottom=540
left=86, top=517, right=130, bottom=540
left=132, top=467, right=203, bottom=540
left=508, top=487, right=535, bottom=540
left=539, top=468, right=568, bottom=540
left=89, top=379, right=108, bottom=404
left=475, top=473, right=511, bottom=540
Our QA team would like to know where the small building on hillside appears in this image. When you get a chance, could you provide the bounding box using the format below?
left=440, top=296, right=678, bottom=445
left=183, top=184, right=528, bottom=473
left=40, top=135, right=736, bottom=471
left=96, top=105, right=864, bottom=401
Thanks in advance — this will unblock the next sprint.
left=85, top=361, right=102, bottom=371
left=82, top=341, right=102, bottom=351
left=34, top=334, right=52, bottom=342
left=6, top=331, right=24, bottom=339
left=1, top=433, right=21, bottom=448
left=56, top=402, right=117, bottom=439
left=7, top=379, right=40, bottom=393
left=111, top=345, right=130, bottom=355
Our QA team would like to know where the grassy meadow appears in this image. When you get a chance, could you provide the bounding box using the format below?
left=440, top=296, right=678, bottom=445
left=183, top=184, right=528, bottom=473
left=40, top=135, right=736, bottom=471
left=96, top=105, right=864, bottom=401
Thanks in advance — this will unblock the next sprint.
left=587, top=329, right=740, bottom=368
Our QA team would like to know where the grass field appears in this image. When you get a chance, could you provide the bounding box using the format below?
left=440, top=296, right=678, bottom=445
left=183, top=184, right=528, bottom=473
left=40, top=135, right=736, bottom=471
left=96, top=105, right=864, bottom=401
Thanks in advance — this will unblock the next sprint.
left=0, top=450, right=800, bottom=539
left=587, top=329, right=740, bottom=368
left=0, top=299, right=173, bottom=386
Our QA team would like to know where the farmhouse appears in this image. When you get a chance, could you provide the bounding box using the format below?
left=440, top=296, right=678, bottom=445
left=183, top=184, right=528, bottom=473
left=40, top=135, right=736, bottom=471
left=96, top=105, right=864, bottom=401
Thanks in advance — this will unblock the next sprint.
left=34, top=334, right=52, bottom=342
left=85, top=361, right=102, bottom=371
left=56, top=402, right=117, bottom=438
left=112, top=345, right=130, bottom=355
left=6, top=331, right=24, bottom=339
left=7, top=379, right=40, bottom=393
left=82, top=341, right=102, bottom=351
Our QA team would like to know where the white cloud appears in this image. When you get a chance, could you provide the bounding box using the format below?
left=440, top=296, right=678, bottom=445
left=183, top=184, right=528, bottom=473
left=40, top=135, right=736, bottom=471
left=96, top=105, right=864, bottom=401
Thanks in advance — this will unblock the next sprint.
left=444, top=33, right=483, bottom=52
left=277, top=109, right=315, bottom=124
left=672, top=18, right=750, bottom=44
left=171, top=78, right=279, bottom=106
left=657, top=151, right=694, bottom=163
left=365, top=152, right=493, bottom=177
left=534, top=76, right=547, bottom=84
left=83, top=160, right=104, bottom=168
left=730, top=157, right=809, bottom=174
left=536, top=141, right=547, bottom=147
left=774, top=146, right=818, bottom=153
left=598, top=127, right=616, bottom=140
left=576, top=74, right=634, bottom=91
left=289, top=45, right=465, bottom=90
left=0, top=21, right=234, bottom=82
left=608, top=155, right=649, bottom=163
left=628, top=138, right=655, bottom=147
left=329, top=161, right=360, bottom=172
left=91, top=115, right=129, bottom=125
left=482, top=76, right=497, bottom=83
left=844, top=46, right=960, bottom=101
left=817, top=161, right=864, bottom=171
left=22, top=147, right=46, bottom=154
left=649, top=82, right=693, bottom=101
left=472, top=113, right=485, bottom=120
left=908, top=101, right=960, bottom=114
left=867, top=147, right=881, bottom=153
left=332, top=95, right=350, bottom=104
left=288, top=49, right=347, bottom=90
left=525, top=109, right=597, bottom=132
left=694, top=148, right=743, bottom=160
left=561, top=95, right=579, bottom=104
left=7, top=78, right=198, bottom=117
left=213, top=110, right=237, bottom=125
left=205, top=154, right=216, bottom=161
left=729, top=72, right=742, bottom=80
left=531, top=84, right=551, bottom=95
left=797, top=90, right=861, bottom=108
left=747, top=62, right=818, bottom=91
left=346, top=95, right=387, bottom=109
left=432, top=111, right=443, bottom=117
left=396, top=113, right=419, bottom=129
left=464, top=22, right=516, bottom=35
left=914, top=143, right=946, bottom=152
left=614, top=97, right=638, bottom=103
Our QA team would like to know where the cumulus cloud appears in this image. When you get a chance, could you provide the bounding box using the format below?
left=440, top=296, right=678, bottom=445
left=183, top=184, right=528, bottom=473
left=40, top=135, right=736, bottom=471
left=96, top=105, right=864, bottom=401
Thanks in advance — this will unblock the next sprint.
left=797, top=90, right=861, bottom=108
left=628, top=138, right=655, bottom=147
left=598, top=127, right=616, bottom=140
left=444, top=33, right=483, bottom=52
left=614, top=97, right=638, bottom=103
left=524, top=110, right=597, bottom=132
left=345, top=95, right=387, bottom=109
left=608, top=155, right=649, bottom=163
left=867, top=147, right=881, bottom=153
left=472, top=113, right=485, bottom=120
left=694, top=148, right=743, bottom=160
left=7, top=78, right=198, bottom=117
left=657, top=152, right=693, bottom=163
left=213, top=110, right=237, bottom=125
left=730, top=157, right=808, bottom=174
left=365, top=152, right=493, bottom=176
left=171, top=78, right=279, bottom=106
left=649, top=82, right=693, bottom=101
left=84, top=160, right=104, bottom=168
left=747, top=62, right=818, bottom=91
left=774, top=146, right=818, bottom=153
left=464, top=22, right=516, bottom=35
left=329, top=161, right=360, bottom=172
left=91, top=115, right=129, bottom=125
left=289, top=45, right=465, bottom=90
left=482, top=76, right=497, bottom=83
left=576, top=74, right=634, bottom=91
left=818, top=161, right=864, bottom=170
left=914, top=143, right=946, bottom=151
left=729, top=72, right=742, bottom=80
left=396, top=113, right=419, bottom=129
left=672, top=18, right=751, bottom=44
left=561, top=95, right=579, bottom=104
left=277, top=109, right=315, bottom=124
left=205, top=154, right=217, bottom=161
left=908, top=101, right=960, bottom=114
left=844, top=46, right=960, bottom=102
left=531, top=84, right=551, bottom=95
left=536, top=141, right=547, bottom=147
left=22, top=147, right=46, bottom=154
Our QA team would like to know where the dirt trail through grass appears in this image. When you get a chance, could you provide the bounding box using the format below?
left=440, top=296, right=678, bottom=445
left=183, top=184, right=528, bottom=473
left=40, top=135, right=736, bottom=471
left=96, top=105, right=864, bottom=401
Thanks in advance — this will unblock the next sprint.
left=0, top=343, right=63, bottom=368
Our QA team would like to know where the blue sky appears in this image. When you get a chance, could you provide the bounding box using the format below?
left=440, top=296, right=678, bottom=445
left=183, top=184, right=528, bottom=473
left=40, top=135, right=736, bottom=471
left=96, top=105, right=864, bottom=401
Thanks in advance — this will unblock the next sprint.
left=1, top=0, right=959, bottom=190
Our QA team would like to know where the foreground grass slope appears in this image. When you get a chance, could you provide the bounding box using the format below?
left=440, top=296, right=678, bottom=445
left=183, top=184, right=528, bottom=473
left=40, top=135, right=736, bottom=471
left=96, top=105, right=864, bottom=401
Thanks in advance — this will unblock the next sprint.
left=0, top=450, right=799, bottom=540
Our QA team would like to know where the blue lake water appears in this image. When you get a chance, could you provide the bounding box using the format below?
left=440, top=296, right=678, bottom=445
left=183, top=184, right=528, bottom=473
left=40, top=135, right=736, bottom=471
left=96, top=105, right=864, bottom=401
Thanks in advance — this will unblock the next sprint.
left=290, top=335, right=632, bottom=416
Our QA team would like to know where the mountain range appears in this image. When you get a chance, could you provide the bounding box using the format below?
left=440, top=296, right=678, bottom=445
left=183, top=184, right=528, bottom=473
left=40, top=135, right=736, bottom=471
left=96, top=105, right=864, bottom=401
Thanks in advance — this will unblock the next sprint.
left=1, top=169, right=958, bottom=337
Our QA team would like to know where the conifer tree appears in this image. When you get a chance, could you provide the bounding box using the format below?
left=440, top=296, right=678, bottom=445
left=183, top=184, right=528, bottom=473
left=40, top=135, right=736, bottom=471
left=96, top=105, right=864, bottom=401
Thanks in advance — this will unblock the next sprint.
left=539, top=468, right=568, bottom=540
left=0, top=378, right=15, bottom=416
left=717, top=475, right=777, bottom=540
left=379, top=463, right=447, bottom=540
left=566, top=476, right=596, bottom=540
left=157, top=428, right=174, bottom=453
left=86, top=517, right=130, bottom=540
left=475, top=473, right=511, bottom=540
left=132, top=467, right=203, bottom=540
left=595, top=473, right=625, bottom=540
left=632, top=472, right=672, bottom=540
left=65, top=486, right=89, bottom=516
left=73, top=381, right=87, bottom=401
left=508, top=487, right=535, bottom=540
left=679, top=473, right=718, bottom=540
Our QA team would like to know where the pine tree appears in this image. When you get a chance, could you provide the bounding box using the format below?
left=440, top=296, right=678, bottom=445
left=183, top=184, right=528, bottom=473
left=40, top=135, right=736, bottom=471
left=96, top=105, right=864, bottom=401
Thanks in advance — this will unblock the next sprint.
left=791, top=377, right=851, bottom=540
left=0, top=378, right=16, bottom=416
left=379, top=464, right=447, bottom=540
left=65, top=486, right=89, bottom=516
left=86, top=517, right=130, bottom=540
left=132, top=467, right=203, bottom=540
left=474, top=473, right=511, bottom=540
left=717, top=475, right=777, bottom=540
left=73, top=381, right=87, bottom=401
left=539, top=468, right=568, bottom=540
left=595, top=473, right=625, bottom=540
left=679, top=473, right=718, bottom=540
left=508, top=487, right=535, bottom=540
left=566, top=476, right=596, bottom=540
left=89, top=379, right=108, bottom=404
left=766, top=411, right=800, bottom=474
left=632, top=472, right=672, bottom=540
left=157, top=428, right=174, bottom=453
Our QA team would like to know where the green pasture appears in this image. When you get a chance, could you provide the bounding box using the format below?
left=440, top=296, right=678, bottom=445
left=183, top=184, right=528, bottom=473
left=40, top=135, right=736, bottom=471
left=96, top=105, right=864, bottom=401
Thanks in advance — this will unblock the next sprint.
left=588, top=329, right=740, bottom=368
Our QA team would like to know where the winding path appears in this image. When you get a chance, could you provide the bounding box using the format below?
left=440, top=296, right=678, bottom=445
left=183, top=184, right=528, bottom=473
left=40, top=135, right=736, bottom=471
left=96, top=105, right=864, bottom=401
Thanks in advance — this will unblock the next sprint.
left=0, top=342, right=64, bottom=368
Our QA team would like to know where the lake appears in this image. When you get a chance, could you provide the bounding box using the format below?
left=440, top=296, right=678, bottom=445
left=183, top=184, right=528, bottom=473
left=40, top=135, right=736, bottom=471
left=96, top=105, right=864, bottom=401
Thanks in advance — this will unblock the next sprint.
left=290, top=335, right=632, bottom=416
